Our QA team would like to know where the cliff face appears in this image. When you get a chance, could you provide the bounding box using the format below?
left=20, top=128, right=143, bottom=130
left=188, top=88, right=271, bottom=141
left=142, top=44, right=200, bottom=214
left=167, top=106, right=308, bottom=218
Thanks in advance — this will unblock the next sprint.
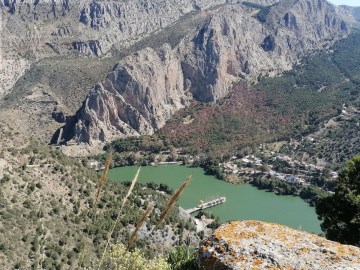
left=65, top=0, right=349, bottom=144
left=1, top=0, right=356, bottom=146
left=73, top=45, right=191, bottom=142
left=0, top=0, right=233, bottom=97
left=198, top=221, right=360, bottom=270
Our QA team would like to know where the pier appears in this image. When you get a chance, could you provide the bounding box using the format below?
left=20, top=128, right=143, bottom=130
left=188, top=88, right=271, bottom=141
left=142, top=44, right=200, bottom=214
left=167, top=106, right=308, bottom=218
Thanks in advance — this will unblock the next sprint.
left=185, top=197, right=226, bottom=214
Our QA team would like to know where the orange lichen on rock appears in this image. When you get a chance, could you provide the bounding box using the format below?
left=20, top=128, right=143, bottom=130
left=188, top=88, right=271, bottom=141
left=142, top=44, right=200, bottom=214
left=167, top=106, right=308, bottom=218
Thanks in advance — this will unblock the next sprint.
left=253, top=258, right=263, bottom=266
left=299, top=247, right=309, bottom=254
left=198, top=221, right=360, bottom=270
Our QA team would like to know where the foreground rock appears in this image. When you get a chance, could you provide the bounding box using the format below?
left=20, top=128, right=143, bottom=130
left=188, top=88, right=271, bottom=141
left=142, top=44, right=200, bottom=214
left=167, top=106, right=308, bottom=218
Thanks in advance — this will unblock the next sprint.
left=198, top=221, right=360, bottom=270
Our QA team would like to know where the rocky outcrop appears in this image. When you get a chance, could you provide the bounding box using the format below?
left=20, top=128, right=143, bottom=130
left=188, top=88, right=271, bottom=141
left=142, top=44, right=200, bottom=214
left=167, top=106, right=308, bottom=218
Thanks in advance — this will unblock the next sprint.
left=65, top=0, right=349, bottom=144
left=72, top=45, right=191, bottom=142
left=1, top=0, right=237, bottom=97
left=198, top=221, right=360, bottom=270
left=1, top=0, right=356, bottom=146
left=1, top=0, right=237, bottom=59
left=52, top=107, right=67, bottom=123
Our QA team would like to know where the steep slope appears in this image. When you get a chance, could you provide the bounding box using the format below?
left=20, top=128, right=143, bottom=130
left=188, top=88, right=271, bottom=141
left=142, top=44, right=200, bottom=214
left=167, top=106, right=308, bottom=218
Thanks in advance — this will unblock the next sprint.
left=0, top=0, right=235, bottom=98
left=1, top=0, right=282, bottom=147
left=62, top=0, right=349, bottom=145
left=159, top=30, right=360, bottom=155
left=0, top=124, right=196, bottom=269
left=71, top=45, right=191, bottom=143
left=337, top=5, right=360, bottom=24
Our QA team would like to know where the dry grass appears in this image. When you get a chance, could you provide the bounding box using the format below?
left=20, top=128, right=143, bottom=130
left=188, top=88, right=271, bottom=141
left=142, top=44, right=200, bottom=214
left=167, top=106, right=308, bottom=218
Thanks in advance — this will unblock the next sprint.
left=93, top=155, right=192, bottom=269
left=97, top=166, right=141, bottom=269
left=155, top=176, right=192, bottom=229
left=127, top=203, right=154, bottom=251
left=95, top=151, right=113, bottom=203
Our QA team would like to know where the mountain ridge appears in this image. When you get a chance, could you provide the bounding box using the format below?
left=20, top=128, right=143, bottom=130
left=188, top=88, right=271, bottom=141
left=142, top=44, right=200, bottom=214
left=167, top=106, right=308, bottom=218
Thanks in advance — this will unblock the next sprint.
left=58, top=0, right=349, bottom=146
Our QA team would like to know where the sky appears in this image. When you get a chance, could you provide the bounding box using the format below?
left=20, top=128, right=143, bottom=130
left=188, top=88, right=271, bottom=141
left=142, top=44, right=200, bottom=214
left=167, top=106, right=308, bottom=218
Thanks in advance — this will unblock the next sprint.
left=327, top=0, right=360, bottom=6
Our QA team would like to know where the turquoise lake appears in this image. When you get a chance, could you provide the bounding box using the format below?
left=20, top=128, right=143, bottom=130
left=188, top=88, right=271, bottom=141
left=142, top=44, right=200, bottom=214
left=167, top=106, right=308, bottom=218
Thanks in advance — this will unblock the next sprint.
left=108, top=165, right=322, bottom=234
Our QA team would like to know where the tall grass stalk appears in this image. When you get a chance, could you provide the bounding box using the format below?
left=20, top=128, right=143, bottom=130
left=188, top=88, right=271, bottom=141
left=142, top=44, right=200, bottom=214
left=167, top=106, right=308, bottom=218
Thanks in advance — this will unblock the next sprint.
left=155, top=176, right=192, bottom=229
left=79, top=151, right=113, bottom=268
left=95, top=151, right=113, bottom=203
left=127, top=203, right=154, bottom=251
left=97, top=167, right=141, bottom=270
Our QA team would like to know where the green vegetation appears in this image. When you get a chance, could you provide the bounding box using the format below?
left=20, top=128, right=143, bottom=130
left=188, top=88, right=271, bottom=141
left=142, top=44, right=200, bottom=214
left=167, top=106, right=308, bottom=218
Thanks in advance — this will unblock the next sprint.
left=98, top=135, right=177, bottom=167
left=0, top=140, right=197, bottom=269
left=251, top=177, right=329, bottom=206
left=104, top=243, right=170, bottom=270
left=192, top=156, right=225, bottom=180
left=280, top=114, right=360, bottom=170
left=159, top=31, right=360, bottom=157
left=316, top=156, right=360, bottom=245
left=104, top=244, right=200, bottom=270
left=166, top=246, right=198, bottom=270
left=3, top=57, right=118, bottom=113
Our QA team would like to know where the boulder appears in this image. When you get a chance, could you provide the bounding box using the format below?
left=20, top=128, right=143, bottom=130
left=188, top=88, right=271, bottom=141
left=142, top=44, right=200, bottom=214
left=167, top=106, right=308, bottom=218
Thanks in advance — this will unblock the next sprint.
left=198, top=220, right=360, bottom=270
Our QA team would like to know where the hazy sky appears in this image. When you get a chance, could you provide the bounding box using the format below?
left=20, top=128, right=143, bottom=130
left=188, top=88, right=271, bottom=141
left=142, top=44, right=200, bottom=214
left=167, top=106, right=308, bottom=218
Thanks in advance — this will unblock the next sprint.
left=327, top=0, right=360, bottom=6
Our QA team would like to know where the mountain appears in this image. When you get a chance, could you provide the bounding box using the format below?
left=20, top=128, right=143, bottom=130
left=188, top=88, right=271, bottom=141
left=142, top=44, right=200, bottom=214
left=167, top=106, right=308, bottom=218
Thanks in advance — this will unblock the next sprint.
left=56, top=0, right=349, bottom=147
left=1, top=0, right=360, bottom=269
left=337, top=5, right=360, bottom=23
left=0, top=0, right=233, bottom=99
left=0, top=0, right=280, bottom=98
left=0, top=0, right=281, bottom=147
left=1, top=1, right=359, bottom=151
left=159, top=30, right=360, bottom=154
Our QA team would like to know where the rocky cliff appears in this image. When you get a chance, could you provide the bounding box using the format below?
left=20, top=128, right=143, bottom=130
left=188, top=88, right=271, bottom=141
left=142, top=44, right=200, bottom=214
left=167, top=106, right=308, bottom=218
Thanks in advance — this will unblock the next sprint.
left=198, top=221, right=360, bottom=270
left=72, top=44, right=191, bottom=142
left=0, top=0, right=237, bottom=97
left=1, top=0, right=357, bottom=147
left=63, top=0, right=349, bottom=144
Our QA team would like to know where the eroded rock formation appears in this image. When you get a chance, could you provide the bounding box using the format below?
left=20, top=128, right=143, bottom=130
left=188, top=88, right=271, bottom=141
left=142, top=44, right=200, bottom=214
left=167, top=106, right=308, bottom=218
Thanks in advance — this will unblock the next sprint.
left=65, top=0, right=349, bottom=144
left=0, top=0, right=235, bottom=97
left=72, top=44, right=191, bottom=142
left=1, top=0, right=357, bottom=146
left=198, top=221, right=360, bottom=270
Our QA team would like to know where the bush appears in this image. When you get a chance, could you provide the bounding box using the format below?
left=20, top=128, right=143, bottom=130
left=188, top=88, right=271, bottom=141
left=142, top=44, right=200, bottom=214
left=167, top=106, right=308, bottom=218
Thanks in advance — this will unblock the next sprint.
left=104, top=244, right=170, bottom=270
left=167, top=246, right=198, bottom=270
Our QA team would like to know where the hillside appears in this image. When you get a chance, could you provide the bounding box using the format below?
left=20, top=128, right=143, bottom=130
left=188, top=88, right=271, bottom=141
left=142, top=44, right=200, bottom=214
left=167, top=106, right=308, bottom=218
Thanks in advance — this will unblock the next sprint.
left=159, top=31, right=360, bottom=155
left=0, top=124, right=196, bottom=269
left=1, top=0, right=360, bottom=269
left=0, top=0, right=241, bottom=145
left=58, top=0, right=350, bottom=147
left=279, top=108, right=360, bottom=171
left=0, top=0, right=356, bottom=153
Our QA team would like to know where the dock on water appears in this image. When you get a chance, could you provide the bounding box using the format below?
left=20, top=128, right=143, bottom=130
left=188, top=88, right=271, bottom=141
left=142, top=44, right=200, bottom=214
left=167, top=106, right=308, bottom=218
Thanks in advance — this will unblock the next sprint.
left=185, top=197, right=226, bottom=214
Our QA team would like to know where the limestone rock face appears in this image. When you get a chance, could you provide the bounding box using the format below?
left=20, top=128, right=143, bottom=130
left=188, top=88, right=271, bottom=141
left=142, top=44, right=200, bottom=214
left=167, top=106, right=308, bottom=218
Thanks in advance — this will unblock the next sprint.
left=72, top=45, right=190, bottom=142
left=67, top=0, right=349, bottom=144
left=1, top=0, right=355, bottom=145
left=0, top=0, right=232, bottom=97
left=198, top=221, right=360, bottom=270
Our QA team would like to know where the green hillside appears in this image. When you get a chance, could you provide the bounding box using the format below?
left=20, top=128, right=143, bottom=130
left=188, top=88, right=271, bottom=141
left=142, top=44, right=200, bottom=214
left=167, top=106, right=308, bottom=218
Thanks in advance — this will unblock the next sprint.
left=159, top=31, right=360, bottom=156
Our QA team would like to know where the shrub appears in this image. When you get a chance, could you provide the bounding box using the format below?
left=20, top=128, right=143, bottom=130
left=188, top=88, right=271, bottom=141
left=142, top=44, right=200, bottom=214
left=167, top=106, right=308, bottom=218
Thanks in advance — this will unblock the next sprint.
left=104, top=244, right=170, bottom=270
left=167, top=246, right=198, bottom=270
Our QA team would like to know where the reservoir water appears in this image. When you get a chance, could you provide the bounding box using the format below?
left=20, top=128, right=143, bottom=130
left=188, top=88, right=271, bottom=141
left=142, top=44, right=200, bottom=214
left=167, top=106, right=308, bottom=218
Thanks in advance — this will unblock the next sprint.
left=109, top=165, right=322, bottom=234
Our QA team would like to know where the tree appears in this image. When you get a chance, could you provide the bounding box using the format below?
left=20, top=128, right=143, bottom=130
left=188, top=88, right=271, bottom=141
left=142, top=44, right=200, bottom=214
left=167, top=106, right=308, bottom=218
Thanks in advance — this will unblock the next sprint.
left=316, top=155, right=360, bottom=246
